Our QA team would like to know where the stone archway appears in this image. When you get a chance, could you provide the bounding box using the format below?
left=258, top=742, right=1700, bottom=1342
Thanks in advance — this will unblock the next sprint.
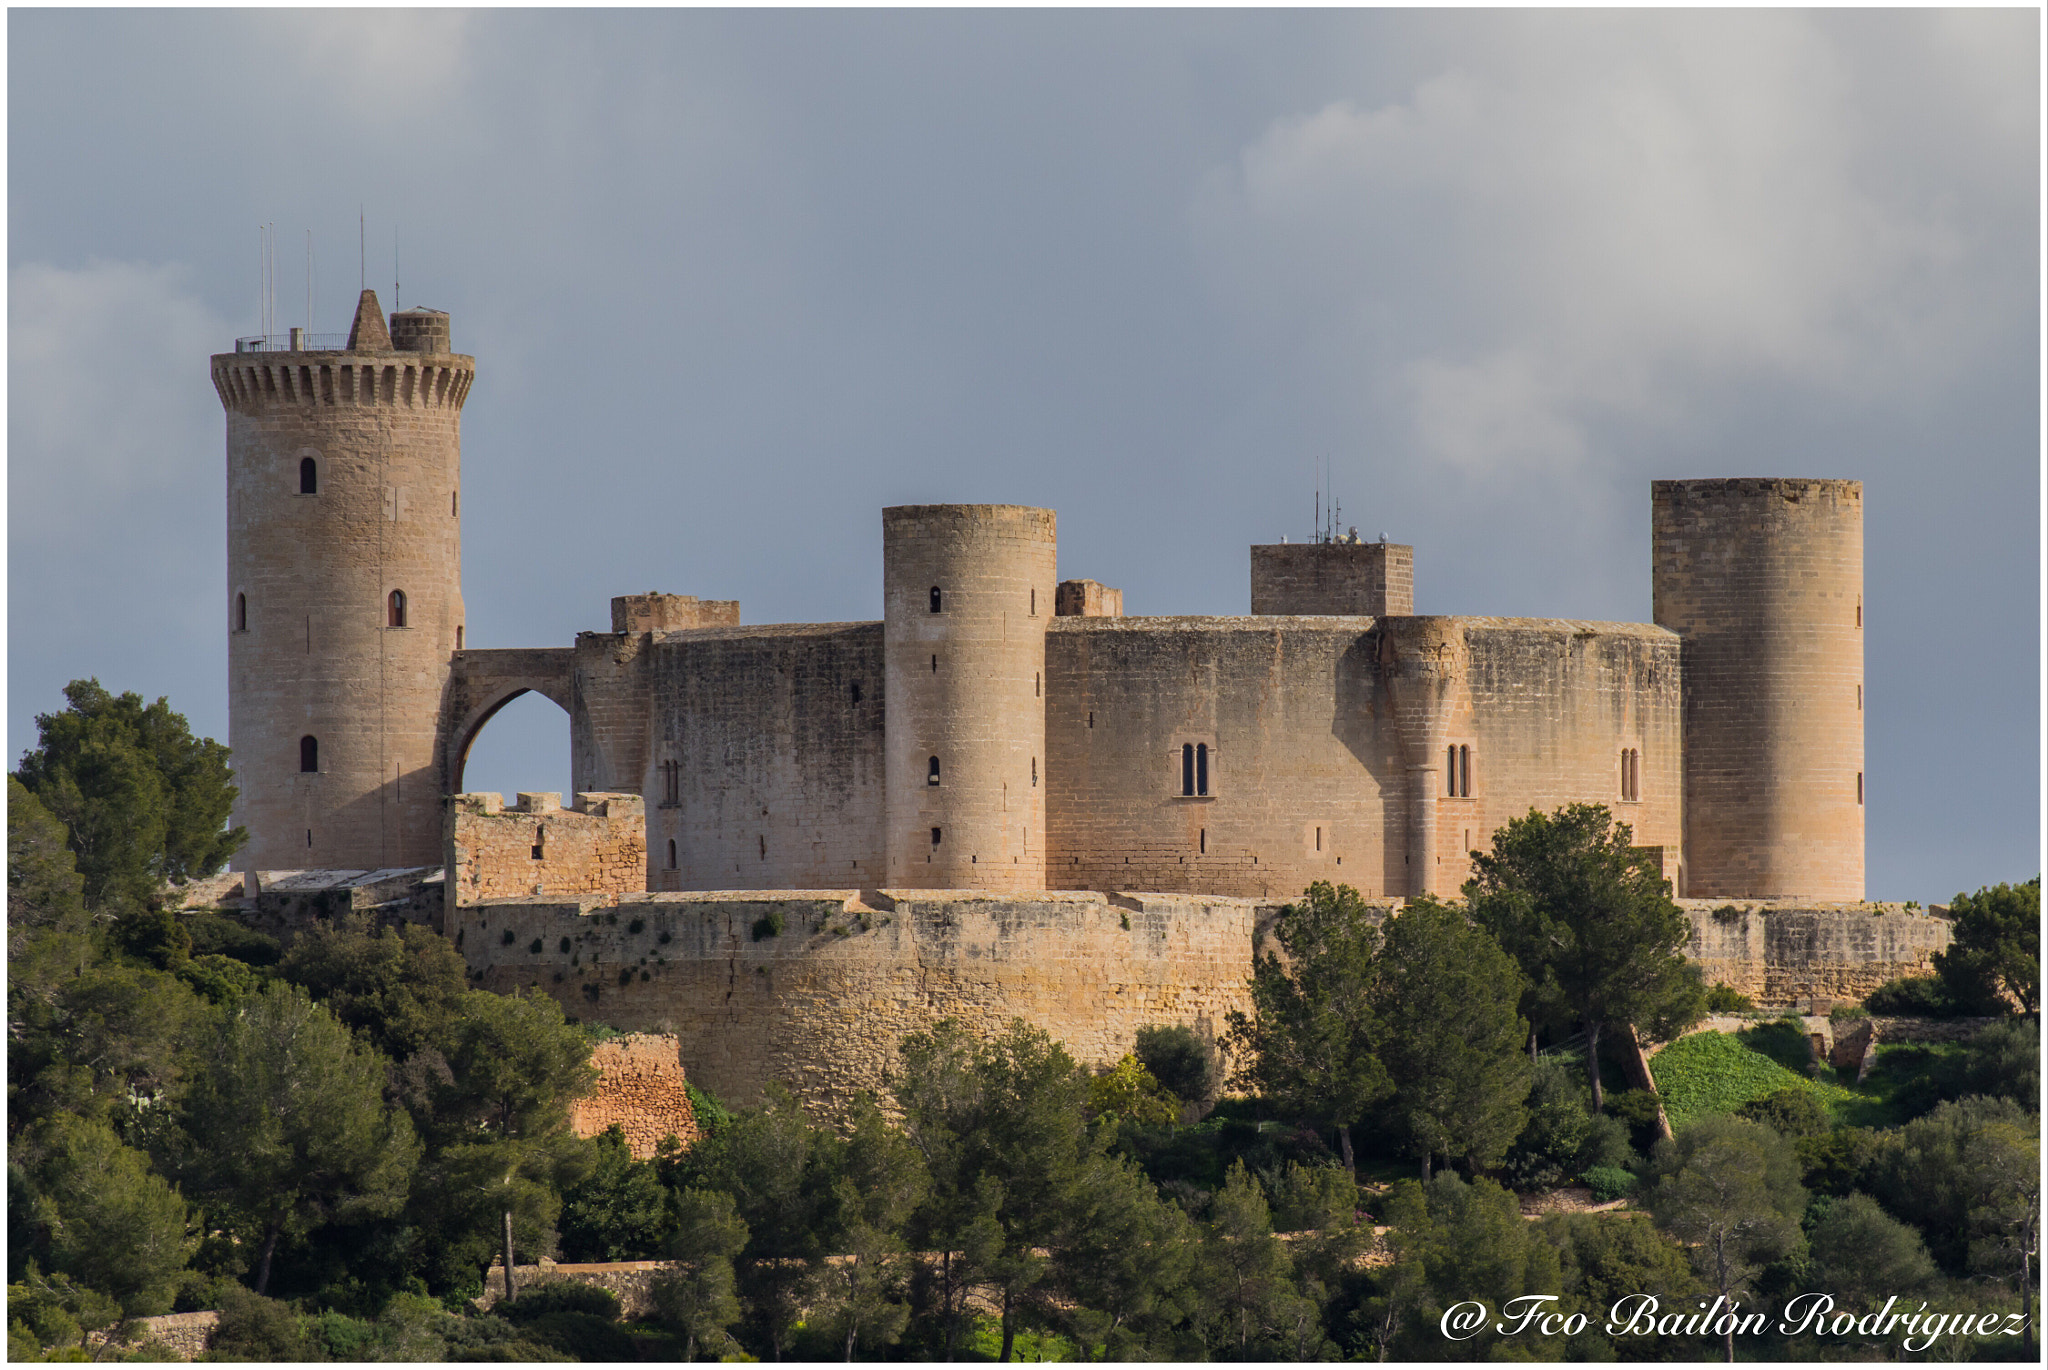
left=442, top=648, right=575, bottom=796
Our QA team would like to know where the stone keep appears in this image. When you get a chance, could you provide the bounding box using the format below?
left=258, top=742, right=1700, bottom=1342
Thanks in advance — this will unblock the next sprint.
left=214, top=290, right=473, bottom=870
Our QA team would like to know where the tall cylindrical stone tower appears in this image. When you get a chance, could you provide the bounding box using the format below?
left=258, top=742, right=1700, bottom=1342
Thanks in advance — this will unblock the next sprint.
left=214, top=290, right=474, bottom=870
left=883, top=505, right=1057, bottom=890
left=1378, top=616, right=1466, bottom=897
left=1653, top=478, right=1863, bottom=900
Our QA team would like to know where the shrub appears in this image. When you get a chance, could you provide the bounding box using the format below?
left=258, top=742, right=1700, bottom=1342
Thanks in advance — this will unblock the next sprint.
left=684, top=1080, right=733, bottom=1134
left=1827, top=1002, right=1869, bottom=1022
left=1864, top=975, right=1959, bottom=1018
left=209, top=1285, right=312, bottom=1362
left=1705, top=982, right=1755, bottom=1013
left=1737, top=1087, right=1832, bottom=1138
left=495, top=1281, right=621, bottom=1323
left=1584, top=1165, right=1636, bottom=1202
left=1504, top=1058, right=1633, bottom=1191
left=628, top=918, right=645, bottom=935
left=750, top=911, right=784, bottom=941
left=501, top=928, right=516, bottom=946
left=558, top=937, right=570, bottom=954
left=1134, top=1023, right=1220, bottom=1116
left=528, top=938, right=543, bottom=955
left=658, top=930, right=672, bottom=944
left=184, top=911, right=281, bottom=966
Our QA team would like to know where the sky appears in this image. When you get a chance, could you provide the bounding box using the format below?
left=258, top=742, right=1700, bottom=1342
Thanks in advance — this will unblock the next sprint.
left=8, top=9, right=2039, bottom=904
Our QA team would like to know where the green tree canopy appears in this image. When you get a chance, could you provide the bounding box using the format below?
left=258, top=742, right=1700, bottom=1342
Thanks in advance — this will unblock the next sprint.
left=12, top=1113, right=196, bottom=1316
left=173, top=982, right=419, bottom=1293
left=1371, top=896, right=1532, bottom=1177
left=1642, top=1115, right=1807, bottom=1362
left=13, top=679, right=243, bottom=912
left=1933, top=877, right=2039, bottom=1015
left=652, top=1187, right=748, bottom=1362
left=1368, top=1172, right=1571, bottom=1362
left=1226, top=881, right=1391, bottom=1170
left=279, top=914, right=469, bottom=1063
left=1466, top=804, right=1705, bottom=1111
left=7, top=777, right=90, bottom=956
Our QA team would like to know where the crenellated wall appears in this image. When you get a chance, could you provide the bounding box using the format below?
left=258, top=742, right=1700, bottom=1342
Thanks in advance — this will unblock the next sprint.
left=447, top=792, right=645, bottom=907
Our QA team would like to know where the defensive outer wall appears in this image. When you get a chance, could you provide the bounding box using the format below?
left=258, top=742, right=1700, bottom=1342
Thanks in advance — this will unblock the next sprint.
left=446, top=796, right=1946, bottom=1119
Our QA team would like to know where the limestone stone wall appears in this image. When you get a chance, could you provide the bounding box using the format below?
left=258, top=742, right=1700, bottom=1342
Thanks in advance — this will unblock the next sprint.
left=571, top=1033, right=699, bottom=1158
left=448, top=792, right=644, bottom=907
left=476, top=1261, right=671, bottom=1318
left=1683, top=901, right=1950, bottom=1004
left=644, top=623, right=886, bottom=891
left=88, top=1311, right=219, bottom=1361
left=611, top=593, right=739, bottom=634
left=450, top=889, right=1253, bottom=1120
left=1055, top=578, right=1124, bottom=617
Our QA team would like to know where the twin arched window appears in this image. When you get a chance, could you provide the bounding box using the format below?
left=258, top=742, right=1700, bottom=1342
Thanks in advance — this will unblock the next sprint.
left=388, top=589, right=407, bottom=628
left=1181, top=743, right=1209, bottom=796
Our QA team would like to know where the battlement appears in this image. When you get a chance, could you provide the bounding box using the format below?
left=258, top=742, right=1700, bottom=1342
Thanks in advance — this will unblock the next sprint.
left=611, top=593, right=741, bottom=635
left=447, top=791, right=646, bottom=909
left=1055, top=579, right=1124, bottom=617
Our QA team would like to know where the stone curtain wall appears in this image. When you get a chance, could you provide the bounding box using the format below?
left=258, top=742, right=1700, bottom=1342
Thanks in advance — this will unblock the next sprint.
left=647, top=623, right=887, bottom=891
left=1683, top=901, right=1951, bottom=1002
left=570, top=1033, right=699, bottom=1158
left=448, top=792, right=645, bottom=907
left=452, top=889, right=1255, bottom=1120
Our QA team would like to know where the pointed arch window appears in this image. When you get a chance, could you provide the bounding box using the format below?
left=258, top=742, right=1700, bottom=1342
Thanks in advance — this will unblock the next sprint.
left=388, top=589, right=407, bottom=628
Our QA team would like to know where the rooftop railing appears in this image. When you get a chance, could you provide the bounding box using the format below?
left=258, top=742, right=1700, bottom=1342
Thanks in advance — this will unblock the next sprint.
left=232, top=332, right=350, bottom=353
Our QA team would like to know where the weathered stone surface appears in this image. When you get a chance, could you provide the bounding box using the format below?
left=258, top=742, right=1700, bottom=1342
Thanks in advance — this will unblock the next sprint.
left=1683, top=901, right=1950, bottom=1003
left=571, top=1033, right=698, bottom=1158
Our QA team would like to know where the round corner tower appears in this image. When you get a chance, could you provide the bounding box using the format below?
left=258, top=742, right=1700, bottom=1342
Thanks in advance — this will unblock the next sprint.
left=1653, top=477, right=1863, bottom=900
left=882, top=505, right=1057, bottom=890
left=214, top=290, right=474, bottom=871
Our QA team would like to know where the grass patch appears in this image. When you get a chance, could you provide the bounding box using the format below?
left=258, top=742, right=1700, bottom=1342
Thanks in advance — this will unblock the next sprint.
left=1650, top=1031, right=1854, bottom=1126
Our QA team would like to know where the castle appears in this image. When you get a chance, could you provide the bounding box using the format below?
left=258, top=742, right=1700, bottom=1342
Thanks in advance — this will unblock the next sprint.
left=212, top=291, right=1933, bottom=1114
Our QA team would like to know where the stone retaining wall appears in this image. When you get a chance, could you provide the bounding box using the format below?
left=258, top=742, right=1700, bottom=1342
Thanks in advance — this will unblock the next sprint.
left=1682, top=901, right=1951, bottom=1004
left=570, top=1034, right=698, bottom=1158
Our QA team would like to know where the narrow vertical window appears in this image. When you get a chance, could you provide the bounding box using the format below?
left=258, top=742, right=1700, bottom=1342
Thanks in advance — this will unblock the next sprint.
left=1448, top=745, right=1458, bottom=796
left=1856, top=684, right=1862, bottom=711
left=930, top=826, right=942, bottom=847
left=1035, top=672, right=1040, bottom=698
left=928, top=756, right=941, bottom=786
left=1315, top=826, right=1322, bottom=852
left=1459, top=745, right=1471, bottom=798
left=1855, top=598, right=1862, bottom=628
left=299, top=735, right=318, bottom=772
left=388, top=589, right=406, bottom=627
left=1857, top=772, right=1864, bottom=805
left=236, top=593, right=247, bottom=632
left=451, top=490, right=459, bottom=517
left=1031, top=756, right=1037, bottom=787
left=1181, top=743, right=1195, bottom=796
left=1199, top=828, right=1206, bottom=854
left=931, top=654, right=937, bottom=673
left=759, top=834, right=767, bottom=860
left=532, top=827, right=545, bottom=860
left=299, top=456, right=317, bottom=494
left=850, top=681, right=863, bottom=704
left=1030, top=588, right=1036, bottom=615
left=1196, top=743, right=1209, bottom=796
left=667, top=839, right=678, bottom=870
left=929, top=586, right=942, bottom=613
left=455, top=626, right=464, bottom=649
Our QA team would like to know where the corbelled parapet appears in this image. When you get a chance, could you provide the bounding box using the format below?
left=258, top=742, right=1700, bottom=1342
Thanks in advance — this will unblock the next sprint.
left=210, top=288, right=474, bottom=415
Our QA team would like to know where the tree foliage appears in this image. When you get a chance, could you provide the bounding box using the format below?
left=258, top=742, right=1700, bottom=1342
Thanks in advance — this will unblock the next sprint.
left=1466, top=803, right=1705, bottom=1111
left=1371, top=896, right=1531, bottom=1176
left=1933, top=877, right=2039, bottom=1015
left=1226, top=882, right=1390, bottom=1169
left=173, top=983, right=419, bottom=1293
left=13, top=679, right=243, bottom=912
left=12, top=1114, right=196, bottom=1316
